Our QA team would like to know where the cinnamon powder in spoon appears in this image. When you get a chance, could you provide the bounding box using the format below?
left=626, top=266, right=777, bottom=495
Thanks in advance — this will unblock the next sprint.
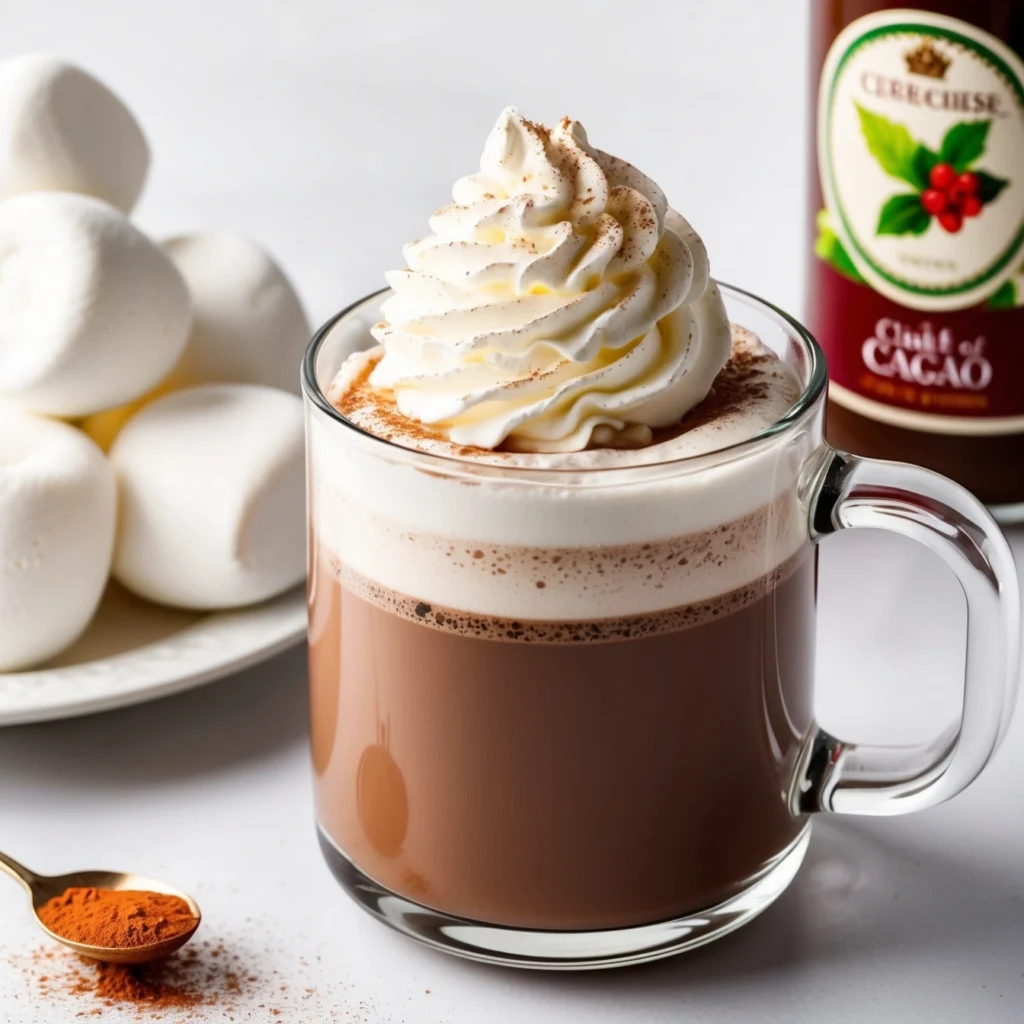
left=38, top=887, right=197, bottom=948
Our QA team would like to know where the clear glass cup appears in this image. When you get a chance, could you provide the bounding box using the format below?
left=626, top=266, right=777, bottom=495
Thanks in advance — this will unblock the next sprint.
left=302, top=284, right=1020, bottom=969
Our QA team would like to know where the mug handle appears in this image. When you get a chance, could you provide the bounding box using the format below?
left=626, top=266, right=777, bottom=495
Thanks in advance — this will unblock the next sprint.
left=793, top=446, right=1021, bottom=816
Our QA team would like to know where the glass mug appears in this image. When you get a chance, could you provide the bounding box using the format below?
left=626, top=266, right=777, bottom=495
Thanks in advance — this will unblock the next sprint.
left=302, top=285, right=1020, bottom=969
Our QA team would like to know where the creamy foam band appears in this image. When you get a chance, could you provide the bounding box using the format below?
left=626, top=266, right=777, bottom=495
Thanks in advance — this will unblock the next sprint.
left=328, top=523, right=810, bottom=637
left=309, top=460, right=807, bottom=620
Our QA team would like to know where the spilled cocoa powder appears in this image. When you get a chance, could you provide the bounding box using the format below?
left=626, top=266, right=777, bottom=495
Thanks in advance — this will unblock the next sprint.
left=8, top=938, right=380, bottom=1021
left=19, top=942, right=244, bottom=1019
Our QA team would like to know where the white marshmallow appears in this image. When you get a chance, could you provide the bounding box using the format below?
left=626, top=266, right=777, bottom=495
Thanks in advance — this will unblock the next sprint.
left=0, top=192, right=192, bottom=417
left=0, top=54, right=149, bottom=213
left=110, top=383, right=305, bottom=610
left=0, top=406, right=116, bottom=671
left=163, top=232, right=310, bottom=394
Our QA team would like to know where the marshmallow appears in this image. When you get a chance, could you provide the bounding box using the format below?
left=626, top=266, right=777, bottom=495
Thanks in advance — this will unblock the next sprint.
left=0, top=192, right=192, bottom=418
left=0, top=54, right=149, bottom=213
left=0, top=406, right=116, bottom=671
left=163, top=232, right=310, bottom=394
left=110, top=383, right=305, bottom=610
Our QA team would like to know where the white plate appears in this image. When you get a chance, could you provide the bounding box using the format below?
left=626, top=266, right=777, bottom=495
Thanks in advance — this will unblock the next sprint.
left=0, top=581, right=307, bottom=726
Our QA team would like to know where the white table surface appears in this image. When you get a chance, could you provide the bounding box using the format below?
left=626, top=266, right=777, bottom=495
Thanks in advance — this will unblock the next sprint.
left=3, top=0, right=1024, bottom=1020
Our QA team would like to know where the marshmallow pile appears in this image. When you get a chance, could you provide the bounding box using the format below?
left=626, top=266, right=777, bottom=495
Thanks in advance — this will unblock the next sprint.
left=0, top=55, right=309, bottom=672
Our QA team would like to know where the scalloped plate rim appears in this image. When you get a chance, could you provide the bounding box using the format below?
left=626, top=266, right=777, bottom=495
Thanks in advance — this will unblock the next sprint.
left=0, top=586, right=307, bottom=726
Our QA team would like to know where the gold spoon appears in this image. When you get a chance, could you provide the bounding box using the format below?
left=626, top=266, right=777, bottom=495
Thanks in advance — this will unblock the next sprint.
left=0, top=851, right=201, bottom=964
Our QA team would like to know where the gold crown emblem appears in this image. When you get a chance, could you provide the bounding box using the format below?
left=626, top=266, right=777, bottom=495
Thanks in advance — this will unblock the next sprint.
left=904, top=38, right=951, bottom=79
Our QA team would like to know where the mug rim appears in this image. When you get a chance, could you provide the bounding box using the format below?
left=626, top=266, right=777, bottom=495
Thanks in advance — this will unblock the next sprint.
left=301, top=282, right=828, bottom=479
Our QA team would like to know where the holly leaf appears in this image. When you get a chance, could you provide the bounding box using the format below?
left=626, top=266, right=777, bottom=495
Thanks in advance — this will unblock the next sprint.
left=975, top=169, right=1008, bottom=204
left=877, top=193, right=931, bottom=236
left=910, top=145, right=938, bottom=191
left=987, top=280, right=1017, bottom=309
left=856, top=104, right=921, bottom=186
left=938, top=120, right=991, bottom=171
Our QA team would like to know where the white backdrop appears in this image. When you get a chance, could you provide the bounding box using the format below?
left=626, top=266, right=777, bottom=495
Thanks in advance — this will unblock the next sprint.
left=1, top=0, right=809, bottom=328
left=3, top=2, right=1024, bottom=1022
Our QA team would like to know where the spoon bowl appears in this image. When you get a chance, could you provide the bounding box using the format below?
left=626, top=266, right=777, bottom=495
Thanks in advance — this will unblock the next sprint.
left=0, top=853, right=200, bottom=964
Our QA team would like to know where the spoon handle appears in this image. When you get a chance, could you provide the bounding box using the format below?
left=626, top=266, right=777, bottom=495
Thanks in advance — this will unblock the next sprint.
left=0, top=851, right=39, bottom=893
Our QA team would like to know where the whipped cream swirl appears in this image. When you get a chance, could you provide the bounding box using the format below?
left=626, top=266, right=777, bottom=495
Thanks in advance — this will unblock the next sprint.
left=364, top=107, right=731, bottom=452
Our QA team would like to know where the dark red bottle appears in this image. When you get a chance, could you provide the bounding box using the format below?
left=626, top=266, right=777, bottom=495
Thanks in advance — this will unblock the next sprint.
left=809, top=2, right=1024, bottom=517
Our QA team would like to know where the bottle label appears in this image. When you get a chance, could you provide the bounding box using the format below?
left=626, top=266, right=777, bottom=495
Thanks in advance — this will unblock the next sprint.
left=816, top=9, right=1024, bottom=431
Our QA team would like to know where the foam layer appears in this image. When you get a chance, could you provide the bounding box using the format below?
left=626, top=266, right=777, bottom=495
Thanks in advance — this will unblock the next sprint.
left=334, top=545, right=810, bottom=642
left=309, top=318, right=815, bottom=620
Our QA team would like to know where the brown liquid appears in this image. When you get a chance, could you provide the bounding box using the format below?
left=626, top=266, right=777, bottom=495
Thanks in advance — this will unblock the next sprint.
left=309, top=547, right=816, bottom=931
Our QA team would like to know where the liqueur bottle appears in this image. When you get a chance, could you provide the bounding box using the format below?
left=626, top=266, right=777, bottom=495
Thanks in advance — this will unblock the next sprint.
left=809, top=1, right=1024, bottom=517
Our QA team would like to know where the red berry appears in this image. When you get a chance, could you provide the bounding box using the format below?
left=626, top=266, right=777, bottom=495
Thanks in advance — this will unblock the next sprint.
left=921, top=189, right=948, bottom=215
left=930, top=163, right=956, bottom=190
left=948, top=172, right=981, bottom=205
left=963, top=196, right=983, bottom=217
left=957, top=172, right=980, bottom=196
left=939, top=210, right=964, bottom=233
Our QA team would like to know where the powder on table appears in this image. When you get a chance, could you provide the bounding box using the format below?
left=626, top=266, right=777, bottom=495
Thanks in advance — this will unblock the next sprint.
left=85, top=956, right=208, bottom=1010
left=23, top=942, right=233, bottom=1017
left=37, top=887, right=198, bottom=948
left=12, top=941, right=338, bottom=1021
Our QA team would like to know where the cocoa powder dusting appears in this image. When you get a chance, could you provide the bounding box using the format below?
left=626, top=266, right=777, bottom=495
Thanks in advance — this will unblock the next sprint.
left=335, top=326, right=788, bottom=458
left=648, top=330, right=782, bottom=445
left=337, top=351, right=491, bottom=458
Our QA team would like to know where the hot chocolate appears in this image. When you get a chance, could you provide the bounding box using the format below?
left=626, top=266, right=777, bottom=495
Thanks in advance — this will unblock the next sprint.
left=307, top=107, right=814, bottom=941
left=308, top=299, right=814, bottom=928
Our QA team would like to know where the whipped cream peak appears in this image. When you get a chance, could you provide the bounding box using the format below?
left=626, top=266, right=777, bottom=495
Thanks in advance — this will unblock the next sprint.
left=361, top=106, right=731, bottom=453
